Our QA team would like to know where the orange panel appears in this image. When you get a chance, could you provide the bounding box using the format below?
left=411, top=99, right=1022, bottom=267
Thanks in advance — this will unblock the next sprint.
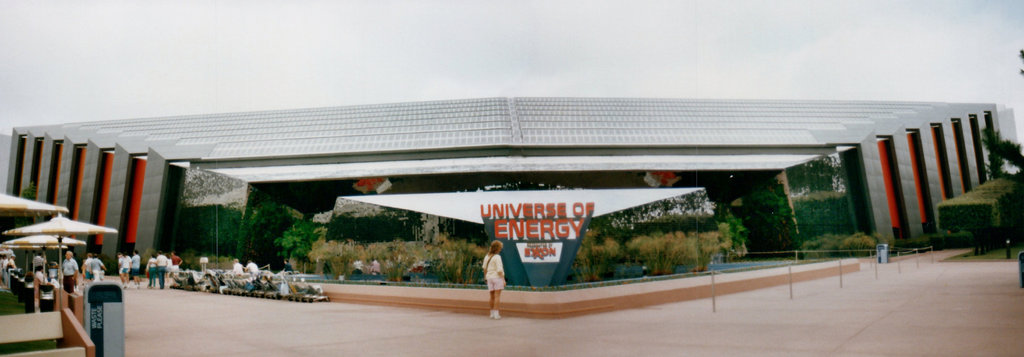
left=877, top=140, right=901, bottom=231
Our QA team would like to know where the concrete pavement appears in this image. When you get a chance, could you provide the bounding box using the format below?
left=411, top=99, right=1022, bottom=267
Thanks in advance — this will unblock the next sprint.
left=122, top=250, right=1024, bottom=356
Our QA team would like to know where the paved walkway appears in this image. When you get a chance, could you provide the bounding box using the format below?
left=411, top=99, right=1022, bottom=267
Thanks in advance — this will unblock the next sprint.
left=123, top=251, right=1024, bottom=356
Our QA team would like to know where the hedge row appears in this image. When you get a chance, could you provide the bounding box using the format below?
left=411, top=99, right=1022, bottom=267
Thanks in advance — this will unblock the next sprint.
left=938, top=179, right=1024, bottom=231
left=893, top=231, right=973, bottom=250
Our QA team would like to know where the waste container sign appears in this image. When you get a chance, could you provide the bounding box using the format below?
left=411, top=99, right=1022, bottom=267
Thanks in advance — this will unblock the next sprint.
left=85, top=282, right=124, bottom=357
left=877, top=244, right=889, bottom=264
left=1018, top=251, right=1023, bottom=289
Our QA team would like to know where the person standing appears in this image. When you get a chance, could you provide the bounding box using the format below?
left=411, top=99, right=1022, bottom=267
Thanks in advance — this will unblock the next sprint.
left=117, top=253, right=131, bottom=288
left=155, top=251, right=169, bottom=289
left=81, top=254, right=92, bottom=283
left=146, top=254, right=158, bottom=289
left=32, top=252, right=45, bottom=272
left=131, top=250, right=142, bottom=289
left=282, top=259, right=293, bottom=273
left=61, top=251, right=79, bottom=295
left=88, top=254, right=106, bottom=282
left=170, top=251, right=182, bottom=271
left=483, top=240, right=506, bottom=320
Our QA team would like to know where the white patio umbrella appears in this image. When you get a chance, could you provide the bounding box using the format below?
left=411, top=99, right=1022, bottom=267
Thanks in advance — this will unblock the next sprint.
left=0, top=193, right=69, bottom=217
left=1, top=235, right=87, bottom=248
left=1, top=235, right=86, bottom=270
left=5, top=216, right=117, bottom=305
left=3, top=216, right=117, bottom=237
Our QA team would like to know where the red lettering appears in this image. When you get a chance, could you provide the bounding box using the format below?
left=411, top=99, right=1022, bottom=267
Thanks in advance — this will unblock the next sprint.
left=495, top=220, right=508, bottom=239
left=523, top=204, right=533, bottom=218
left=509, top=219, right=524, bottom=240
left=540, top=220, right=555, bottom=239
left=567, top=219, right=583, bottom=239
left=555, top=219, right=570, bottom=238
left=480, top=204, right=491, bottom=218
left=545, top=203, right=556, bottom=218
left=533, top=203, right=544, bottom=218
left=526, top=220, right=539, bottom=239
left=508, top=203, right=522, bottom=218
left=557, top=203, right=567, bottom=218
left=572, top=202, right=584, bottom=217
left=586, top=202, right=595, bottom=216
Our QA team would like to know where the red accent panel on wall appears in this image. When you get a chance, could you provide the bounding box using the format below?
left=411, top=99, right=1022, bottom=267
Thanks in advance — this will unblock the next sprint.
left=877, top=140, right=901, bottom=231
left=94, top=152, right=114, bottom=246
left=123, top=158, right=147, bottom=244
left=907, top=134, right=927, bottom=223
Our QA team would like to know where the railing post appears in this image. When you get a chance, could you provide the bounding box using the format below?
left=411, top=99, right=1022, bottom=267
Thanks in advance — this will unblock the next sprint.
left=788, top=265, right=793, bottom=300
left=838, top=259, right=843, bottom=288
left=711, top=270, right=716, bottom=313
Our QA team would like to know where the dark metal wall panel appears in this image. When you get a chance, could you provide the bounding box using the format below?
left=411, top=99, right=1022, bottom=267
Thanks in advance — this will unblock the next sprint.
left=55, top=136, right=75, bottom=207
left=19, top=134, right=40, bottom=197
left=101, top=145, right=131, bottom=257
left=858, top=135, right=890, bottom=239
left=76, top=141, right=103, bottom=224
left=888, top=128, right=923, bottom=238
left=937, top=120, right=965, bottom=198
left=134, top=149, right=168, bottom=252
left=36, top=136, right=54, bottom=203
left=5, top=131, right=22, bottom=194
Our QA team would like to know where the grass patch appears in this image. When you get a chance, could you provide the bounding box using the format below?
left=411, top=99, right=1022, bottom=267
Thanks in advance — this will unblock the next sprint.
left=0, top=292, right=58, bottom=354
left=947, top=242, right=1024, bottom=260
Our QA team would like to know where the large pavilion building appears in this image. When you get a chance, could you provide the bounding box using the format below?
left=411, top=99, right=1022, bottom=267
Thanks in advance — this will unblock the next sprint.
left=4, top=97, right=1016, bottom=258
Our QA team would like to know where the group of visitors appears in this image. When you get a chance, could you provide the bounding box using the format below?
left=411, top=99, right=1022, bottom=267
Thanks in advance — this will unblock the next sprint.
left=232, top=259, right=263, bottom=278
left=0, top=251, right=16, bottom=289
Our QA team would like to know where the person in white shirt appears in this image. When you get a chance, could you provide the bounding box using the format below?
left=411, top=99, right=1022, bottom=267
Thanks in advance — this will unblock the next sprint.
left=34, top=265, right=50, bottom=309
left=246, top=260, right=259, bottom=278
left=131, top=251, right=142, bottom=289
left=32, top=253, right=45, bottom=272
left=155, top=252, right=169, bottom=289
left=146, top=254, right=158, bottom=289
left=61, top=251, right=79, bottom=294
left=118, top=253, right=131, bottom=288
left=232, top=259, right=244, bottom=275
left=483, top=240, right=506, bottom=320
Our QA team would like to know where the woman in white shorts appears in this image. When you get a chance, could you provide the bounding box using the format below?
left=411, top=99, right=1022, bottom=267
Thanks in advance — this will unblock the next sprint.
left=482, top=240, right=505, bottom=320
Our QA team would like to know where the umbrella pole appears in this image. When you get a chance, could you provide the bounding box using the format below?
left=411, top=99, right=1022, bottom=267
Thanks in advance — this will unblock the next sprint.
left=56, top=236, right=63, bottom=310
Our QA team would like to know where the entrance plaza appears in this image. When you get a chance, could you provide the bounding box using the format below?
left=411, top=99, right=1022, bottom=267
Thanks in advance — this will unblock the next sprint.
left=122, top=250, right=1024, bottom=357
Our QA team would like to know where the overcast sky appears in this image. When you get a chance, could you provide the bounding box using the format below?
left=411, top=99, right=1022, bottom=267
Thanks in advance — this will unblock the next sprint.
left=1, top=1, right=1023, bottom=138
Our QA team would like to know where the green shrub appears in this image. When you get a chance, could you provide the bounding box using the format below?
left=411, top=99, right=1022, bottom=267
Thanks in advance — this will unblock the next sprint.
left=626, top=232, right=695, bottom=275
left=893, top=237, right=931, bottom=249
left=377, top=240, right=427, bottom=282
left=430, top=236, right=485, bottom=284
left=625, top=228, right=733, bottom=275
left=307, top=238, right=360, bottom=278
left=801, top=232, right=881, bottom=255
left=695, top=226, right=732, bottom=268
left=574, top=234, right=622, bottom=282
left=919, top=231, right=973, bottom=250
